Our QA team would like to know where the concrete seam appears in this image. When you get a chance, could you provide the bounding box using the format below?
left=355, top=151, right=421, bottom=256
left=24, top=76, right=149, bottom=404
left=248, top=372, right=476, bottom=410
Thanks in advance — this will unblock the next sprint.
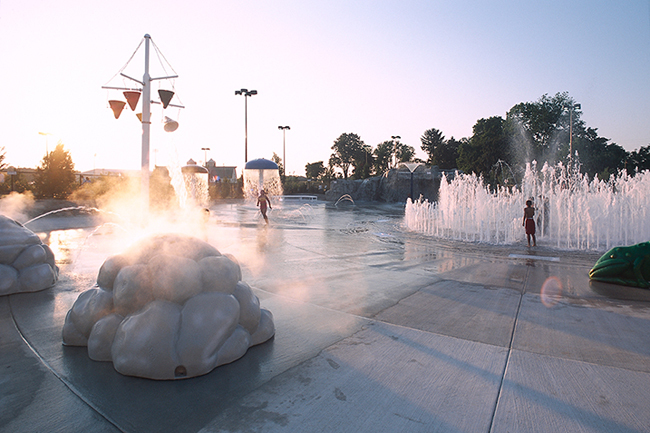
left=7, top=295, right=128, bottom=433
left=487, top=265, right=528, bottom=433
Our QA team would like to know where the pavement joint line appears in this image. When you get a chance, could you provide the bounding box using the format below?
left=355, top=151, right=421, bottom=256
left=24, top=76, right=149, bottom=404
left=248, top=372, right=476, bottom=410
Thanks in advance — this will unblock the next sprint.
left=508, top=253, right=560, bottom=262
left=7, top=296, right=127, bottom=433
left=487, top=263, right=529, bottom=432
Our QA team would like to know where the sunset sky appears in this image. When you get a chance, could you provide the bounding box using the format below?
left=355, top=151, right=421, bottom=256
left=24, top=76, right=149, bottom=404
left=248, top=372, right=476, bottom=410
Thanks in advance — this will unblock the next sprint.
left=1, top=0, right=649, bottom=176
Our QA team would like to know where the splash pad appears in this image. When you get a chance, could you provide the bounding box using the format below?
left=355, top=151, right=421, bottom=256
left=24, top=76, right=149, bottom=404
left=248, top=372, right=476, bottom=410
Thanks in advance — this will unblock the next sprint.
left=405, top=162, right=650, bottom=251
left=62, top=234, right=275, bottom=380
left=52, top=163, right=278, bottom=380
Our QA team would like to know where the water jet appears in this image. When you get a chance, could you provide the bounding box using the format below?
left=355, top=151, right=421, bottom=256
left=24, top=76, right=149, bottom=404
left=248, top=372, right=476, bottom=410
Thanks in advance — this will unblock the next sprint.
left=405, top=162, right=650, bottom=251
left=244, top=158, right=282, bottom=200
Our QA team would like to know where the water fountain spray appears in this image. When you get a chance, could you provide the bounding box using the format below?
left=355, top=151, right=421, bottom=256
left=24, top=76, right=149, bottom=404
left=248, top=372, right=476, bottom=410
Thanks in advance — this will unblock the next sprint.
left=405, top=162, right=650, bottom=251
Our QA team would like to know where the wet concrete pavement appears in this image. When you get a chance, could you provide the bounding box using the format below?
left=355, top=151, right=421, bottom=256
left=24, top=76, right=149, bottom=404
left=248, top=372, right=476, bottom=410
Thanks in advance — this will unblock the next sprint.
left=2, top=201, right=650, bottom=432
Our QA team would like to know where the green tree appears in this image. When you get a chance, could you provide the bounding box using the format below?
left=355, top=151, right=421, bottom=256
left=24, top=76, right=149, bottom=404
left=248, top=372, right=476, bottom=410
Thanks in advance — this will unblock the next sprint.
left=420, top=129, right=461, bottom=169
left=373, top=141, right=393, bottom=174
left=272, top=152, right=285, bottom=179
left=572, top=128, right=627, bottom=178
left=394, top=141, right=415, bottom=165
left=437, top=137, right=461, bottom=169
left=305, top=161, right=325, bottom=180
left=420, top=128, right=445, bottom=166
left=506, top=92, right=582, bottom=165
left=324, top=160, right=337, bottom=181
left=457, top=116, right=509, bottom=184
left=330, top=133, right=365, bottom=179
left=627, top=145, right=650, bottom=174
left=506, top=92, right=633, bottom=178
left=0, top=146, right=6, bottom=170
left=33, top=143, right=77, bottom=199
left=352, top=143, right=374, bottom=179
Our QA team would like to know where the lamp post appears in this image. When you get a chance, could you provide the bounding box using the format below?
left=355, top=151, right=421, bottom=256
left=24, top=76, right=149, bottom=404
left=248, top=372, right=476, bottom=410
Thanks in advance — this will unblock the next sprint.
left=403, top=162, right=421, bottom=200
left=201, top=147, right=210, bottom=166
left=278, top=126, right=290, bottom=178
left=569, top=103, right=581, bottom=164
left=38, top=132, right=51, bottom=155
left=235, top=89, right=257, bottom=162
left=7, top=166, right=16, bottom=192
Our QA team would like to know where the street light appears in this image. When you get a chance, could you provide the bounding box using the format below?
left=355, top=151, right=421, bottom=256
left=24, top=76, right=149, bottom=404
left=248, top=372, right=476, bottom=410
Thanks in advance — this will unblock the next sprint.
left=235, top=88, right=258, bottom=162
left=38, top=132, right=51, bottom=155
left=201, top=147, right=210, bottom=166
left=568, top=103, right=581, bottom=164
left=278, top=126, right=290, bottom=178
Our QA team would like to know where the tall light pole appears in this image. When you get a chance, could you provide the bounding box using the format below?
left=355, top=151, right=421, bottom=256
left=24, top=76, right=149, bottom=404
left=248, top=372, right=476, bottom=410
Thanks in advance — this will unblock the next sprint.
left=278, top=126, right=290, bottom=178
left=235, top=89, right=257, bottom=162
left=569, top=103, right=581, bottom=164
left=201, top=147, right=210, bottom=166
left=38, top=132, right=51, bottom=155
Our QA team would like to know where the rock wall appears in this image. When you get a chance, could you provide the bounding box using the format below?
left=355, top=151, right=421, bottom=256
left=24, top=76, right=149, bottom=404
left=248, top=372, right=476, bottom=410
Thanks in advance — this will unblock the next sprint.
left=325, top=166, right=453, bottom=203
left=0, top=215, right=59, bottom=295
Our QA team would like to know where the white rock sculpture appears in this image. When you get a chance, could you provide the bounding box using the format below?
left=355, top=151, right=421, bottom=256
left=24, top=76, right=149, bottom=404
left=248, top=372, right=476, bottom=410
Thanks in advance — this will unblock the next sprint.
left=62, top=233, right=275, bottom=380
left=0, top=215, right=58, bottom=295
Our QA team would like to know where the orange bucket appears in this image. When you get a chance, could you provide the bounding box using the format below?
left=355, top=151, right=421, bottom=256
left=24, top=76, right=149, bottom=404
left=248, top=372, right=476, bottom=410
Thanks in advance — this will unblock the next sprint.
left=123, top=91, right=141, bottom=111
left=109, top=100, right=126, bottom=119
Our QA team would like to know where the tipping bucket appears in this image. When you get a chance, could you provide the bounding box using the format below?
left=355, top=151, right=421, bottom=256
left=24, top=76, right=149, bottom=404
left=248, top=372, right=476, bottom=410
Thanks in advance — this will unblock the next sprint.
left=109, top=100, right=126, bottom=119
left=158, top=89, right=174, bottom=109
left=123, top=91, right=141, bottom=111
left=163, top=116, right=179, bottom=132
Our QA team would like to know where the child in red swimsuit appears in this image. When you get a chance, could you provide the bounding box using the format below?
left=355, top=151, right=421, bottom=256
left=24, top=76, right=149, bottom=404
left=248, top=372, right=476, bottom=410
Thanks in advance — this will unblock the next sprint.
left=522, top=199, right=536, bottom=247
left=257, top=189, right=272, bottom=224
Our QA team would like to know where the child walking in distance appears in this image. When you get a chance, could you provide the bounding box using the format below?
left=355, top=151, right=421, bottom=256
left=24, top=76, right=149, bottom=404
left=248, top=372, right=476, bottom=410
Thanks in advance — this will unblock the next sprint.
left=522, top=199, right=536, bottom=247
left=257, top=189, right=272, bottom=224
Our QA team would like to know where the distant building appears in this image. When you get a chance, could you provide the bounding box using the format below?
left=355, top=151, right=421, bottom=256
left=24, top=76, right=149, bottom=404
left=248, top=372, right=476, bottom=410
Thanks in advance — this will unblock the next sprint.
left=0, top=167, right=37, bottom=189
left=80, top=168, right=140, bottom=178
left=0, top=167, right=36, bottom=181
left=205, top=159, right=237, bottom=184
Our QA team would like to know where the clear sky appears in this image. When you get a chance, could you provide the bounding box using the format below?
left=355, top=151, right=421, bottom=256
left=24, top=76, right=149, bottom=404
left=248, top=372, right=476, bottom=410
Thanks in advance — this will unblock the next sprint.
left=1, top=0, right=649, bottom=175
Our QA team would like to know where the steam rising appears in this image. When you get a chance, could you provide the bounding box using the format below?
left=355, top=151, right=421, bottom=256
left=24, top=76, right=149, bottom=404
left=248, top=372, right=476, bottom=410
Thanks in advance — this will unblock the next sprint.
left=62, top=233, right=275, bottom=380
left=0, top=191, right=35, bottom=222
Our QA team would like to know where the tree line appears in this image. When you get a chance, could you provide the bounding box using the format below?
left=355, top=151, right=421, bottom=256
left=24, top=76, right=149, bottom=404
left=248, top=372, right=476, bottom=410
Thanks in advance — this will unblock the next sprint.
left=3, top=92, right=649, bottom=199
left=1, top=143, right=77, bottom=198
left=304, top=92, right=650, bottom=187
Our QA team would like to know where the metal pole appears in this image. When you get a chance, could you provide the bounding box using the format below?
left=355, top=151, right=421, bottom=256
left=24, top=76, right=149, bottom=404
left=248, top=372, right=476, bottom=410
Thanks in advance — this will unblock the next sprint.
left=281, top=130, right=284, bottom=174
left=38, top=132, right=51, bottom=155
left=236, top=89, right=256, bottom=163
left=278, top=126, right=290, bottom=178
left=244, top=95, right=248, bottom=162
left=141, top=34, right=151, bottom=214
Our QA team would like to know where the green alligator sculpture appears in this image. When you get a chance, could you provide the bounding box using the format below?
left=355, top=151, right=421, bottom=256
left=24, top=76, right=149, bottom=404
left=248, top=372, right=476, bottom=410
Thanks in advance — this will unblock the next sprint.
left=589, top=241, right=650, bottom=289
